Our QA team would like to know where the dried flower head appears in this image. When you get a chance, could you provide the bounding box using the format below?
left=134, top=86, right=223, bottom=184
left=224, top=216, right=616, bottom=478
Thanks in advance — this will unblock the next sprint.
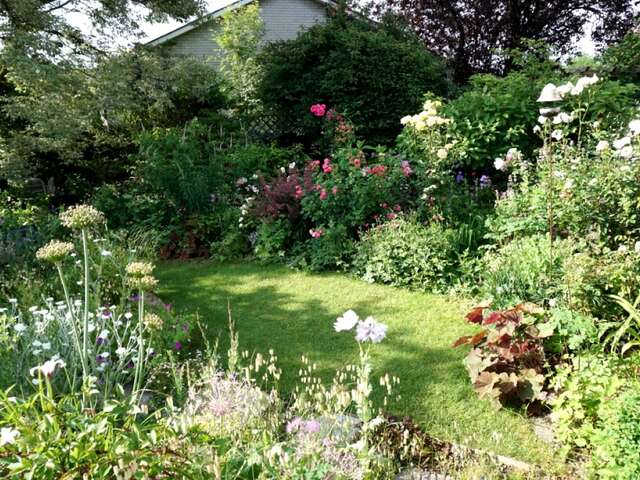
left=143, top=313, right=164, bottom=330
left=126, top=261, right=155, bottom=278
left=35, top=240, right=75, bottom=263
left=59, top=205, right=105, bottom=230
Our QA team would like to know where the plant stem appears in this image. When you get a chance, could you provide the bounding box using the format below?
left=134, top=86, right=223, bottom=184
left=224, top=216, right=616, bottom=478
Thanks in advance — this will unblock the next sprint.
left=56, top=263, right=85, bottom=379
left=81, top=229, right=90, bottom=379
left=133, top=289, right=145, bottom=403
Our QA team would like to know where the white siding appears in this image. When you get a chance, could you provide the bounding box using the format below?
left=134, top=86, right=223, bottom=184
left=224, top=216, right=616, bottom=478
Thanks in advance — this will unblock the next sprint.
left=163, top=0, right=328, bottom=60
left=260, top=0, right=327, bottom=43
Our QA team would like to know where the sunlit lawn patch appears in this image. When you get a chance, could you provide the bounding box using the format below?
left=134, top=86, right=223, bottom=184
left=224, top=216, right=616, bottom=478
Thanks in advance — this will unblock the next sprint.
left=157, top=260, right=558, bottom=466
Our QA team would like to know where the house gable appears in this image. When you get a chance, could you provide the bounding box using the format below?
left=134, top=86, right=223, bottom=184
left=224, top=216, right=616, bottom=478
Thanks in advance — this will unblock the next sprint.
left=149, top=0, right=331, bottom=61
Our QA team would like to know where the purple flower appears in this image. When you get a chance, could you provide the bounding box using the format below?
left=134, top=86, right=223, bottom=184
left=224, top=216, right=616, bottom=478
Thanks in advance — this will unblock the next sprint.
left=479, top=174, right=491, bottom=188
left=455, top=171, right=465, bottom=184
left=355, top=317, right=388, bottom=343
left=174, top=341, right=182, bottom=350
left=126, top=361, right=134, bottom=369
left=305, top=420, right=321, bottom=433
left=164, top=303, right=172, bottom=312
left=286, top=417, right=302, bottom=434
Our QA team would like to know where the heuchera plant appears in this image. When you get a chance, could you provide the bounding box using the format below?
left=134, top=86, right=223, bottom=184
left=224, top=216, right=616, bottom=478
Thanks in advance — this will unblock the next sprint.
left=453, top=302, right=554, bottom=410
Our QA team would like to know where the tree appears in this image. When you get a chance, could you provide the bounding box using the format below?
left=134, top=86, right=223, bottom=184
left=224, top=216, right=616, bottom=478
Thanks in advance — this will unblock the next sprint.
left=376, top=0, right=639, bottom=83
left=0, top=1, right=204, bottom=58
left=216, top=1, right=265, bottom=115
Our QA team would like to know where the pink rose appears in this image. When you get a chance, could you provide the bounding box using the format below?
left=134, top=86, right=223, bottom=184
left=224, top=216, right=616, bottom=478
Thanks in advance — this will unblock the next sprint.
left=309, top=229, right=324, bottom=238
left=310, top=104, right=326, bottom=117
left=322, top=158, right=332, bottom=173
left=319, top=189, right=328, bottom=200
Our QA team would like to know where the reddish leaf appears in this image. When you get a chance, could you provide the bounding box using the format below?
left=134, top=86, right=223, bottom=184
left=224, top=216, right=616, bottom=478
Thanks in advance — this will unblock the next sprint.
left=466, top=307, right=484, bottom=324
left=452, top=335, right=472, bottom=348
left=470, top=331, right=488, bottom=346
left=482, top=311, right=502, bottom=325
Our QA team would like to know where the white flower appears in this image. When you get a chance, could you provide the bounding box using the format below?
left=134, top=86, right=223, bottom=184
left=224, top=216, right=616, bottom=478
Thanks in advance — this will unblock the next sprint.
left=537, top=115, right=548, bottom=125
left=537, top=83, right=562, bottom=102
left=41, top=342, right=51, bottom=351
left=595, top=140, right=610, bottom=153
left=100, top=250, right=112, bottom=257
left=97, top=329, right=109, bottom=340
left=124, top=312, right=133, bottom=320
left=13, top=323, right=26, bottom=334
left=619, top=146, right=634, bottom=159
left=556, top=82, right=573, bottom=96
left=613, top=136, right=631, bottom=150
left=355, top=316, right=388, bottom=343
left=619, top=244, right=628, bottom=252
left=400, top=115, right=413, bottom=125
left=552, top=112, right=573, bottom=124
left=30, top=358, right=65, bottom=377
left=334, top=310, right=360, bottom=332
left=635, top=241, right=640, bottom=253
left=533, top=125, right=541, bottom=134
left=289, top=162, right=296, bottom=169
left=436, top=148, right=448, bottom=160
left=9, top=299, right=17, bottom=304
left=0, top=427, right=19, bottom=447
left=564, top=179, right=574, bottom=190
left=98, top=352, right=110, bottom=359
left=629, top=119, right=640, bottom=136
left=494, top=158, right=507, bottom=171
left=553, top=170, right=566, bottom=179
left=551, top=130, right=563, bottom=141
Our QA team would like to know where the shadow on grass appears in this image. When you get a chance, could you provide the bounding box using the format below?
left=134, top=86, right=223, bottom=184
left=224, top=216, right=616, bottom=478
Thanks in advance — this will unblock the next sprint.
left=157, top=261, right=469, bottom=414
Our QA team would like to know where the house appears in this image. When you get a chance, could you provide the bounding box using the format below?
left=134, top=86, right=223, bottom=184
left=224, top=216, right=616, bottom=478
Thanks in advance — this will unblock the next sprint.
left=146, top=0, right=336, bottom=60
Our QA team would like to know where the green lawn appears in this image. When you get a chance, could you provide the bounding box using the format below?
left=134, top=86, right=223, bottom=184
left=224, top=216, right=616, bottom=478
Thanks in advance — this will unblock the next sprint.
left=157, top=261, right=556, bottom=466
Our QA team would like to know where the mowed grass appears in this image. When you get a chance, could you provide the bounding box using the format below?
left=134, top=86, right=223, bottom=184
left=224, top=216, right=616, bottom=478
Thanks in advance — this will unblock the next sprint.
left=157, top=261, right=556, bottom=466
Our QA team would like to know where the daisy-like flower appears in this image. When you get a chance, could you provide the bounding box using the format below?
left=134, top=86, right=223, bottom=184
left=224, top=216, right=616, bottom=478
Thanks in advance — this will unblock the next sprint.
left=334, top=310, right=360, bottom=332
left=355, top=316, right=388, bottom=343
left=629, top=119, right=640, bottom=136
left=0, top=427, right=19, bottom=447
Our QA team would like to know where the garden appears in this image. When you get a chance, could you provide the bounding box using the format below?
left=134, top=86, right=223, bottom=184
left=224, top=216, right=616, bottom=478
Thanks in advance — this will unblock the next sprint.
left=1, top=0, right=640, bottom=478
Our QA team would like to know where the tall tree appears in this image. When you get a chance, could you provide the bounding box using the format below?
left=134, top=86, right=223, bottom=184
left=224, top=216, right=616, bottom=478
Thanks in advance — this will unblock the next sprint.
left=377, top=0, right=639, bottom=82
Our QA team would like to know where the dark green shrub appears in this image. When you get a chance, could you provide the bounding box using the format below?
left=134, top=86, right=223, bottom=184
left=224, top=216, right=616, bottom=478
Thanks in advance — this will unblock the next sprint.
left=352, top=216, right=458, bottom=292
left=258, top=15, right=452, bottom=146
left=601, top=31, right=640, bottom=87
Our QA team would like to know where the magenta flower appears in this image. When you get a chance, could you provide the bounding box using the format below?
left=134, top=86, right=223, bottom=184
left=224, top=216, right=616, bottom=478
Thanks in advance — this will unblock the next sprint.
left=310, top=104, right=327, bottom=117
left=322, top=158, right=332, bottom=173
left=174, top=341, right=182, bottom=350
left=309, top=229, right=324, bottom=239
left=319, top=189, right=328, bottom=200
